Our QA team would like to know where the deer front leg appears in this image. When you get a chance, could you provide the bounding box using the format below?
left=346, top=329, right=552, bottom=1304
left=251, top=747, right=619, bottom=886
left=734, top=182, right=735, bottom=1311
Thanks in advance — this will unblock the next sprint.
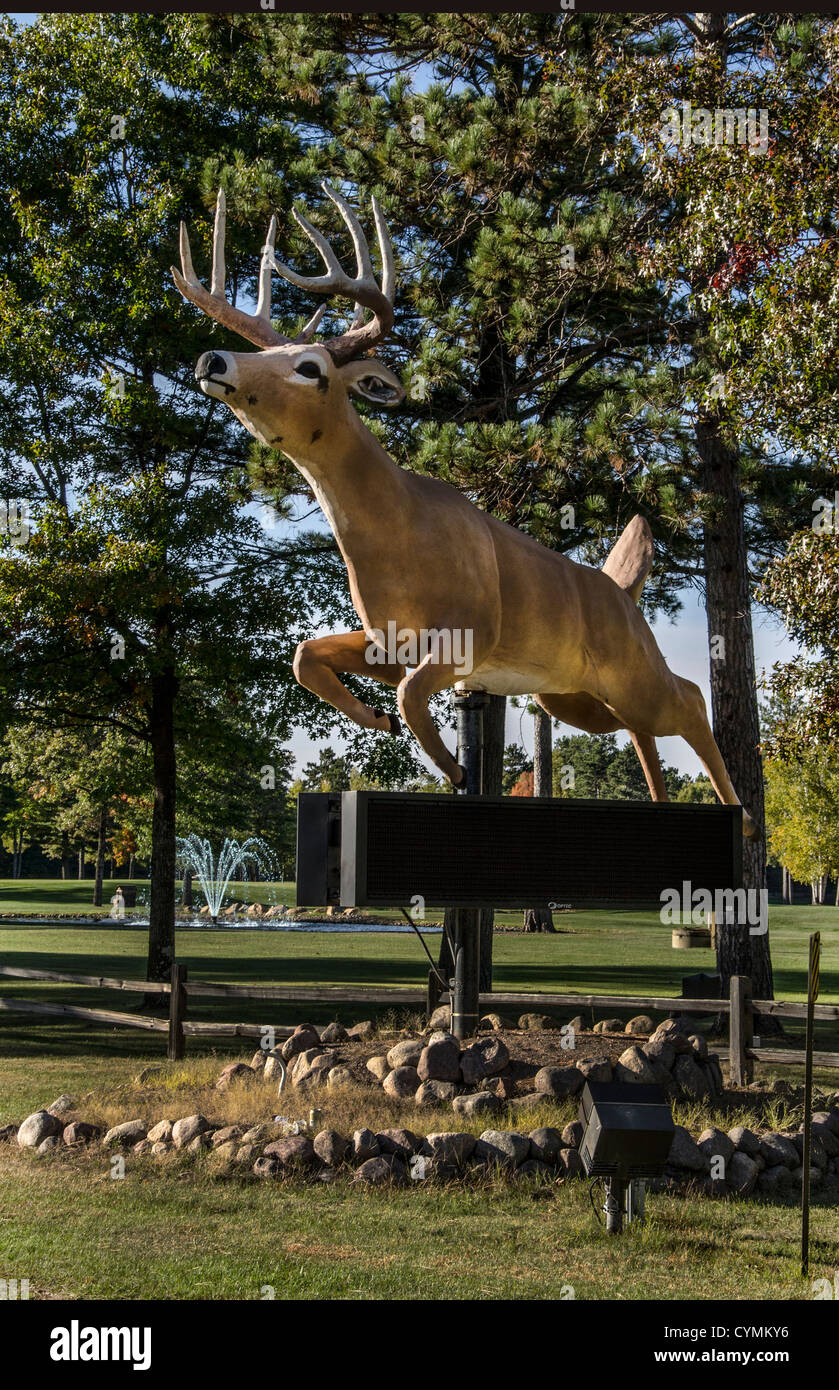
left=292, top=631, right=404, bottom=734
left=397, top=654, right=465, bottom=787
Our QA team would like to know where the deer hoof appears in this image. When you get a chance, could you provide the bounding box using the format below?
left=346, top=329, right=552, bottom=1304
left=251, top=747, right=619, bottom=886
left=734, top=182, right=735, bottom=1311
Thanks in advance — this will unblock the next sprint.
left=371, top=708, right=401, bottom=735
left=742, top=809, right=759, bottom=840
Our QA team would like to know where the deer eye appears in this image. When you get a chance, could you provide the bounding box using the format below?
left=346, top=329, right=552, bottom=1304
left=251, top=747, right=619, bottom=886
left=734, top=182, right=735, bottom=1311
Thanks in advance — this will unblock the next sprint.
left=291, top=355, right=326, bottom=385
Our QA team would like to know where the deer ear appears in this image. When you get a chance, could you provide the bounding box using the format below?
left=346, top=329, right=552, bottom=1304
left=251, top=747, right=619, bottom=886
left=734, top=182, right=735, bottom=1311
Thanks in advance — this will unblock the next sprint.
left=339, top=359, right=405, bottom=408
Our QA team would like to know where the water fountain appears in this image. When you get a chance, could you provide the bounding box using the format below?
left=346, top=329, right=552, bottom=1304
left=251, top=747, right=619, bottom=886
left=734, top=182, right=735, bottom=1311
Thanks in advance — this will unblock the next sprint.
left=175, top=834, right=281, bottom=923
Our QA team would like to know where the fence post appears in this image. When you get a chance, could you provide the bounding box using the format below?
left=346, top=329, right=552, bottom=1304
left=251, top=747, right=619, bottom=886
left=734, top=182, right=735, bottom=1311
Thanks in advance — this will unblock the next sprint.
left=168, top=962, right=187, bottom=1062
left=729, top=974, right=753, bottom=1087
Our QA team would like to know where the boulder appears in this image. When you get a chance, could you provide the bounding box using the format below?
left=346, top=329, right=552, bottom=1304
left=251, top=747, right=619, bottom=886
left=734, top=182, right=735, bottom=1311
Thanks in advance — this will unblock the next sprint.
left=643, top=1038, right=676, bottom=1070
left=615, top=1046, right=659, bottom=1085
left=792, top=1165, right=823, bottom=1189
left=758, top=1163, right=796, bottom=1194
left=241, top=1124, right=270, bottom=1144
left=37, top=1135, right=60, bottom=1155
left=151, top=1141, right=171, bottom=1157
left=810, top=1121, right=839, bottom=1159
left=519, top=1013, right=553, bottom=1031
left=479, top=1013, right=506, bottom=1032
left=558, top=1147, right=585, bottom=1178
left=649, top=1019, right=695, bottom=1053
left=327, top=1067, right=354, bottom=1089
left=427, top=1005, right=451, bottom=1031
left=593, top=1019, right=625, bottom=1034
left=253, top=1156, right=281, bottom=1179
left=705, top=1057, right=724, bottom=1095
left=514, top=1159, right=554, bottom=1182
left=313, top=1129, right=349, bottom=1166
left=263, top=1055, right=286, bottom=1084
left=250, top=1051, right=266, bottom=1071
left=423, top=1132, right=477, bottom=1166
left=212, top=1126, right=243, bottom=1148
left=216, top=1062, right=254, bottom=1092
left=567, top=1016, right=586, bottom=1035
left=377, top=1128, right=421, bottom=1158
left=353, top=1155, right=407, bottom=1185
left=382, top=1066, right=420, bottom=1100
left=529, top=1127, right=564, bottom=1163
left=534, top=1065, right=583, bottom=1099
left=0, top=1124, right=17, bottom=1143
left=415, top=1080, right=458, bottom=1107
left=672, top=1054, right=712, bottom=1099
left=62, top=1121, right=102, bottom=1146
left=667, top=1125, right=709, bottom=1172
left=417, top=1035, right=461, bottom=1083
left=17, top=1110, right=66, bottom=1149
left=352, top=1128, right=380, bottom=1162
left=687, top=1033, right=708, bottom=1060
left=758, top=1133, right=799, bottom=1169
left=452, top=1091, right=501, bottom=1119
left=460, top=1036, right=510, bottom=1085
left=475, top=1129, right=531, bottom=1167
left=103, top=1119, right=148, bottom=1148
left=625, top=1015, right=655, bottom=1035
left=171, top=1115, right=212, bottom=1150
left=346, top=1020, right=374, bottom=1038
left=212, top=1141, right=238, bottom=1161
left=366, top=1055, right=391, bottom=1082
left=727, top=1125, right=760, bottom=1157
left=291, top=1050, right=332, bottom=1089
left=147, top=1119, right=174, bottom=1144
left=697, top=1127, right=735, bottom=1165
left=187, top=1133, right=212, bottom=1153
left=47, top=1094, right=75, bottom=1116
left=386, top=1038, right=424, bottom=1069
left=728, top=1151, right=760, bottom=1196
left=281, top=1025, right=321, bottom=1062
left=509, top=1092, right=552, bottom=1114
left=263, top=1135, right=316, bottom=1168
left=479, top=1075, right=517, bottom=1101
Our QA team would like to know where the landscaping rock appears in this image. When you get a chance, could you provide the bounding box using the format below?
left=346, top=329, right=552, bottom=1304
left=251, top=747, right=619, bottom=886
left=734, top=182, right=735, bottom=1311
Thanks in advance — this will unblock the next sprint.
left=475, top=1036, right=510, bottom=1077
left=263, top=1055, right=286, bottom=1084
left=133, top=1139, right=153, bottom=1155
left=479, top=1013, right=506, bottom=1032
left=416, top=1080, right=458, bottom=1107
left=48, top=1094, right=75, bottom=1116
left=423, top=1132, right=477, bottom=1166
left=626, top=1016, right=655, bottom=1035
left=452, top=1091, right=501, bottom=1119
left=151, top=1141, right=170, bottom=1157
left=697, top=1127, right=735, bottom=1165
left=263, top=1135, right=316, bottom=1168
left=727, top=1125, right=760, bottom=1157
left=253, top=1156, right=281, bottom=1179
left=810, top=1121, right=839, bottom=1158
left=320, top=1021, right=349, bottom=1044
left=291, top=1050, right=332, bottom=1089
left=650, top=1019, right=695, bottom=1052
left=792, top=1165, right=823, bottom=1189
left=758, top=1163, right=796, bottom=1193
left=171, top=1115, right=211, bottom=1150
left=37, top=1135, right=60, bottom=1155
left=383, top=1066, right=421, bottom=1100
left=667, top=1125, right=709, bottom=1172
left=418, top=1035, right=461, bottom=1083
left=352, top=1128, right=380, bottom=1162
left=673, top=1055, right=712, bottom=1099
left=535, top=1065, right=583, bottom=1099
left=643, top=1038, right=676, bottom=1070
left=0, top=1124, right=17, bottom=1143
left=615, top=1046, right=659, bottom=1085
left=377, top=1128, right=421, bottom=1159
left=212, top=1141, right=238, bottom=1160
left=313, top=1130, right=349, bottom=1166
left=427, top=1005, right=451, bottom=1031
left=103, top=1119, right=148, bottom=1148
left=241, top=1125, right=270, bottom=1145
left=528, top=1127, right=564, bottom=1163
left=216, top=1062, right=254, bottom=1092
left=705, top=1058, right=724, bottom=1095
left=728, top=1151, right=759, bottom=1195
left=366, top=1055, right=391, bottom=1082
left=567, top=1016, right=586, bottom=1035
left=386, top=1038, right=424, bottom=1069
left=354, top=1155, right=407, bottom=1185
left=147, top=1119, right=174, bottom=1144
left=187, top=1133, right=212, bottom=1153
left=561, top=1120, right=584, bottom=1149
left=687, top=1034, right=708, bottom=1060
left=594, top=1019, right=625, bottom=1034
left=281, top=1025, right=321, bottom=1061
left=758, top=1133, right=799, bottom=1169
left=514, top=1159, right=554, bottom=1181
left=250, top=1051, right=266, bottom=1071
left=327, top=1067, right=354, bottom=1088
left=17, top=1110, right=66, bottom=1149
left=479, top=1075, right=517, bottom=1101
left=62, top=1122, right=101, bottom=1146
left=509, top=1092, right=551, bottom=1113
left=519, top=1013, right=553, bottom=1031
left=474, top=1129, right=530, bottom=1167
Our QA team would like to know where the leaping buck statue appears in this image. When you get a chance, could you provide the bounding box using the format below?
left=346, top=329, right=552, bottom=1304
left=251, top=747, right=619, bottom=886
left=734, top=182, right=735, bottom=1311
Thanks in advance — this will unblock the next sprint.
left=172, top=183, right=757, bottom=839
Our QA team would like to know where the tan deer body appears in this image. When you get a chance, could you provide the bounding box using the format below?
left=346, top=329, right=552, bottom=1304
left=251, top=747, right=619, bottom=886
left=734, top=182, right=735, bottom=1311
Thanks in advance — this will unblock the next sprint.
left=172, top=184, right=757, bottom=837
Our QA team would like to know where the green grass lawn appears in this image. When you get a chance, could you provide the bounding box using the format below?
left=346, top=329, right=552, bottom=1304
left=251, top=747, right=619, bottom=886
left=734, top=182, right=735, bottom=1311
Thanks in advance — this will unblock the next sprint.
left=1, top=884, right=838, bottom=1301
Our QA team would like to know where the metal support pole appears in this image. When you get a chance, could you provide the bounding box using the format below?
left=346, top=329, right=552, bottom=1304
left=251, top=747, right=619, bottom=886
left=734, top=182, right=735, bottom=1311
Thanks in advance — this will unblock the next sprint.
left=604, top=1178, right=625, bottom=1235
left=449, top=690, right=487, bottom=1040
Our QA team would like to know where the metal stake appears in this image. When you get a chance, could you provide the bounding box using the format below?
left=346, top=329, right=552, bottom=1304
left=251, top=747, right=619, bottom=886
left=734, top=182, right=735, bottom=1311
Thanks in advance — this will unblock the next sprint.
left=449, top=690, right=487, bottom=1040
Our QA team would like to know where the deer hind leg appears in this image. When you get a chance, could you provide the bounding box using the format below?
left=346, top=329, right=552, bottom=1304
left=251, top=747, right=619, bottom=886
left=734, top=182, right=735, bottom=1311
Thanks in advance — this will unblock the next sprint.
left=675, top=679, right=759, bottom=839
left=628, top=731, right=669, bottom=801
left=292, top=631, right=405, bottom=734
left=397, top=654, right=465, bottom=787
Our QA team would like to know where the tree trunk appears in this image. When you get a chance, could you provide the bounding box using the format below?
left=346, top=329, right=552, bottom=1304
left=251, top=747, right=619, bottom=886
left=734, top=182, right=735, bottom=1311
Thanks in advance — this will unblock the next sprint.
left=128, top=853, right=135, bottom=881
left=147, top=665, right=178, bottom=984
left=77, top=844, right=85, bottom=880
left=183, top=868, right=193, bottom=909
left=92, top=805, right=107, bottom=907
left=522, top=706, right=556, bottom=933
left=60, top=830, right=71, bottom=880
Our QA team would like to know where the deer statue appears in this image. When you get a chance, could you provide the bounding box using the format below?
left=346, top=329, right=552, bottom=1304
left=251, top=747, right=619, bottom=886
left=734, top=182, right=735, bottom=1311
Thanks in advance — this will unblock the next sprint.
left=172, top=183, right=757, bottom=838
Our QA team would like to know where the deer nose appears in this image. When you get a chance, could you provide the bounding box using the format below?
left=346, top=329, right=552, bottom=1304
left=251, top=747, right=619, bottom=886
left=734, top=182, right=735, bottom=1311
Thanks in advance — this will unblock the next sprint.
left=195, top=351, right=230, bottom=381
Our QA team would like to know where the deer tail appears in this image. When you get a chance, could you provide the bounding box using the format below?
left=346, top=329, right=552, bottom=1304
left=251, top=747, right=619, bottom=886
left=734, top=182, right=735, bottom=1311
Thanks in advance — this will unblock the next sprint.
left=601, top=515, right=654, bottom=604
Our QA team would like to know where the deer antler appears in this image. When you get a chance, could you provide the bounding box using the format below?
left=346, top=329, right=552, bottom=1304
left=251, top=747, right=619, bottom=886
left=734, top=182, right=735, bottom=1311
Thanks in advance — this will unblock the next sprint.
left=171, top=189, right=325, bottom=350
left=263, top=181, right=396, bottom=365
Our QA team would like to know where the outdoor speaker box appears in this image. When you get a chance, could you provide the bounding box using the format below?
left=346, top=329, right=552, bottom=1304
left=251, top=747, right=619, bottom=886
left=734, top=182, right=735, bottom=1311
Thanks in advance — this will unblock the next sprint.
left=578, top=1081, right=675, bottom=1179
left=294, top=790, right=742, bottom=910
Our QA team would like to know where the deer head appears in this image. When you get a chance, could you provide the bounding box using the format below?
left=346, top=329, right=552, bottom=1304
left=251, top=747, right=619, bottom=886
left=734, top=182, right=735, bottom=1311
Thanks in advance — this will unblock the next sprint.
left=171, top=183, right=405, bottom=458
